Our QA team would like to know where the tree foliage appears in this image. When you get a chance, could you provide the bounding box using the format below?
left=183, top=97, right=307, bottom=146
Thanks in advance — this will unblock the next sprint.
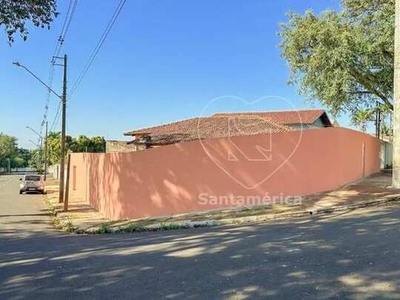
left=350, top=109, right=374, bottom=132
left=279, top=0, right=394, bottom=116
left=47, top=132, right=106, bottom=165
left=28, top=148, right=43, bottom=172
left=0, top=133, right=32, bottom=169
left=0, top=0, right=58, bottom=43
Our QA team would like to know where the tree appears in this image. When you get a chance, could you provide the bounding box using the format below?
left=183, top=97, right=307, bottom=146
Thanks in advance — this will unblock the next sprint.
left=279, top=0, right=394, bottom=116
left=46, top=132, right=106, bottom=165
left=0, top=0, right=58, bottom=43
left=29, top=148, right=43, bottom=173
left=381, top=122, right=393, bottom=138
left=0, top=133, right=32, bottom=170
left=69, top=135, right=106, bottom=153
left=0, top=133, right=17, bottom=168
left=47, top=131, right=61, bottom=165
left=12, top=148, right=32, bottom=168
left=351, top=109, right=374, bottom=132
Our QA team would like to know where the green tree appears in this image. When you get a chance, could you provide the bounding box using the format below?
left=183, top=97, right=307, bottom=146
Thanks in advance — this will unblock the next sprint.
left=279, top=0, right=394, bottom=116
left=12, top=148, right=32, bottom=168
left=0, top=0, right=58, bottom=43
left=46, top=132, right=106, bottom=165
left=0, top=133, right=32, bottom=170
left=351, top=109, right=374, bottom=132
left=47, top=131, right=61, bottom=165
left=0, top=133, right=17, bottom=168
left=29, top=148, right=43, bottom=173
left=381, top=122, right=393, bottom=137
left=88, top=136, right=106, bottom=153
left=15, top=148, right=32, bottom=167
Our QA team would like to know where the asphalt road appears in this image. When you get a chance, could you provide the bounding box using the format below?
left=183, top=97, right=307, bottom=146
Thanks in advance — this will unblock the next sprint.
left=1, top=175, right=400, bottom=300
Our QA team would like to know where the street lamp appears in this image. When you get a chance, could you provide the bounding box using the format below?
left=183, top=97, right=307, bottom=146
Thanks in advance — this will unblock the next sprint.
left=14, top=57, right=68, bottom=204
left=13, top=62, right=62, bottom=99
left=26, top=126, right=43, bottom=141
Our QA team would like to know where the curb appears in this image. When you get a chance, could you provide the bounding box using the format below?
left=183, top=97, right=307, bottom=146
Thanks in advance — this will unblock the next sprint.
left=212, top=196, right=400, bottom=226
left=48, top=195, right=400, bottom=234
left=44, top=196, right=77, bottom=232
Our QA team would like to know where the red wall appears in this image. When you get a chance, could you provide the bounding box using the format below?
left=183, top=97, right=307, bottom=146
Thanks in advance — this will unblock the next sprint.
left=69, top=128, right=380, bottom=220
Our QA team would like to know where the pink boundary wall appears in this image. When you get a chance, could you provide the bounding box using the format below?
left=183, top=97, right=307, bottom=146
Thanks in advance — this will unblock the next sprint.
left=68, top=128, right=380, bottom=220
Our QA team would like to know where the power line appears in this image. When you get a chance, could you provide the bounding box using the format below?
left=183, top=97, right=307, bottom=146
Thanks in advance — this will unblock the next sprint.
left=42, top=0, right=78, bottom=136
left=50, top=101, right=62, bottom=132
left=51, top=0, right=73, bottom=61
left=69, top=0, right=127, bottom=97
left=63, top=0, right=78, bottom=40
left=59, top=0, right=74, bottom=37
left=40, top=64, right=55, bottom=128
left=52, top=0, right=78, bottom=62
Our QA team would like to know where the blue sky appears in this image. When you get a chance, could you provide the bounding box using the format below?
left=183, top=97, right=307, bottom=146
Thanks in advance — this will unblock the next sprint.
left=0, top=0, right=344, bottom=149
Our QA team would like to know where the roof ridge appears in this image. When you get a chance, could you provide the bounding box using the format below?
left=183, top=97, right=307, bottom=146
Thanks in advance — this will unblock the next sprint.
left=124, top=116, right=205, bottom=135
left=212, top=108, right=325, bottom=115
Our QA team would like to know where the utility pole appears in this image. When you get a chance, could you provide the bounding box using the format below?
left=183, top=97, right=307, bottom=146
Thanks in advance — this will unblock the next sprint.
left=59, top=54, right=68, bottom=203
left=12, top=59, right=66, bottom=189
left=40, top=136, right=43, bottom=172
left=394, top=0, right=400, bottom=187
left=44, top=121, right=48, bottom=181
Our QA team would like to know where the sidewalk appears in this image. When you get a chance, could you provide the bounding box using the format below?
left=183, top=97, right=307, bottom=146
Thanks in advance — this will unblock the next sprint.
left=45, top=172, right=400, bottom=234
left=45, top=179, right=108, bottom=231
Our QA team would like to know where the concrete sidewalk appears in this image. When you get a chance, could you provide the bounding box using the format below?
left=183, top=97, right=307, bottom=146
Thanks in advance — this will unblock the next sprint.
left=45, top=172, right=400, bottom=233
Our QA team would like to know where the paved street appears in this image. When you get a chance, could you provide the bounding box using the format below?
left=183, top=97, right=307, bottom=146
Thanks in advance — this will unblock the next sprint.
left=1, top=175, right=400, bottom=299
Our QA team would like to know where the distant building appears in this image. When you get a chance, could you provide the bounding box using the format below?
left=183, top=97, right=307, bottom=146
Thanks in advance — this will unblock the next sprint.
left=105, top=140, right=145, bottom=153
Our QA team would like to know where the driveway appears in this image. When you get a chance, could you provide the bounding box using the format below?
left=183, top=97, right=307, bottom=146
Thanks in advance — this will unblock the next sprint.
left=1, top=175, right=400, bottom=299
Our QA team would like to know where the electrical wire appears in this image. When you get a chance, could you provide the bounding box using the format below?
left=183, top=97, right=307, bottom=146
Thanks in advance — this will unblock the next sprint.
left=52, top=0, right=78, bottom=62
left=45, top=0, right=79, bottom=134
left=50, top=101, right=62, bottom=132
left=69, top=0, right=127, bottom=97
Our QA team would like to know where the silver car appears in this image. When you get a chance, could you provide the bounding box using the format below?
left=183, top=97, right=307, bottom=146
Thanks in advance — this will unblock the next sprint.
left=19, top=175, right=45, bottom=194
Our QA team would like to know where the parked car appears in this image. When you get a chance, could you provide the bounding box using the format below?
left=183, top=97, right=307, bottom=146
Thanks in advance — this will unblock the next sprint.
left=19, top=175, right=45, bottom=194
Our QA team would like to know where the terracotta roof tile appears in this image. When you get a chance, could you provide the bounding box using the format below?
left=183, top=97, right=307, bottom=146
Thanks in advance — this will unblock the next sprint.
left=124, top=109, right=331, bottom=146
left=125, top=116, right=291, bottom=145
left=212, top=109, right=330, bottom=126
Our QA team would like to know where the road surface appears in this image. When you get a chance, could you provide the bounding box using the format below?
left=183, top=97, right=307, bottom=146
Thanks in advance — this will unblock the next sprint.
left=1, top=174, right=400, bottom=299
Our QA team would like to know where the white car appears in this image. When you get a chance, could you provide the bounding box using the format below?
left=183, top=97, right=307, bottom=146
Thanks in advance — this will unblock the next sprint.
left=19, top=175, right=45, bottom=194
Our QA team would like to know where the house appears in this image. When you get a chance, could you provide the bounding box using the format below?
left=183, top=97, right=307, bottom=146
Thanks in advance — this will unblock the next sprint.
left=122, top=109, right=332, bottom=150
left=212, top=109, right=332, bottom=130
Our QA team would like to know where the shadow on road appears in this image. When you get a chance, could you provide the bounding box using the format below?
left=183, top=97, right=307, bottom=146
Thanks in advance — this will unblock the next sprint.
left=1, top=205, right=400, bottom=299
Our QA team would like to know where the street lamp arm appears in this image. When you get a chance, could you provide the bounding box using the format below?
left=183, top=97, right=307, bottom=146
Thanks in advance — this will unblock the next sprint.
left=28, top=139, right=40, bottom=148
left=13, top=62, right=62, bottom=99
left=26, top=126, right=43, bottom=140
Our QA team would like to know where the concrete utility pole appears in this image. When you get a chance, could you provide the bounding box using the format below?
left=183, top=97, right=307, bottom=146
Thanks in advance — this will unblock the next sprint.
left=12, top=56, right=67, bottom=202
left=394, top=0, right=400, bottom=187
left=59, top=54, right=68, bottom=203
left=44, top=121, right=48, bottom=181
